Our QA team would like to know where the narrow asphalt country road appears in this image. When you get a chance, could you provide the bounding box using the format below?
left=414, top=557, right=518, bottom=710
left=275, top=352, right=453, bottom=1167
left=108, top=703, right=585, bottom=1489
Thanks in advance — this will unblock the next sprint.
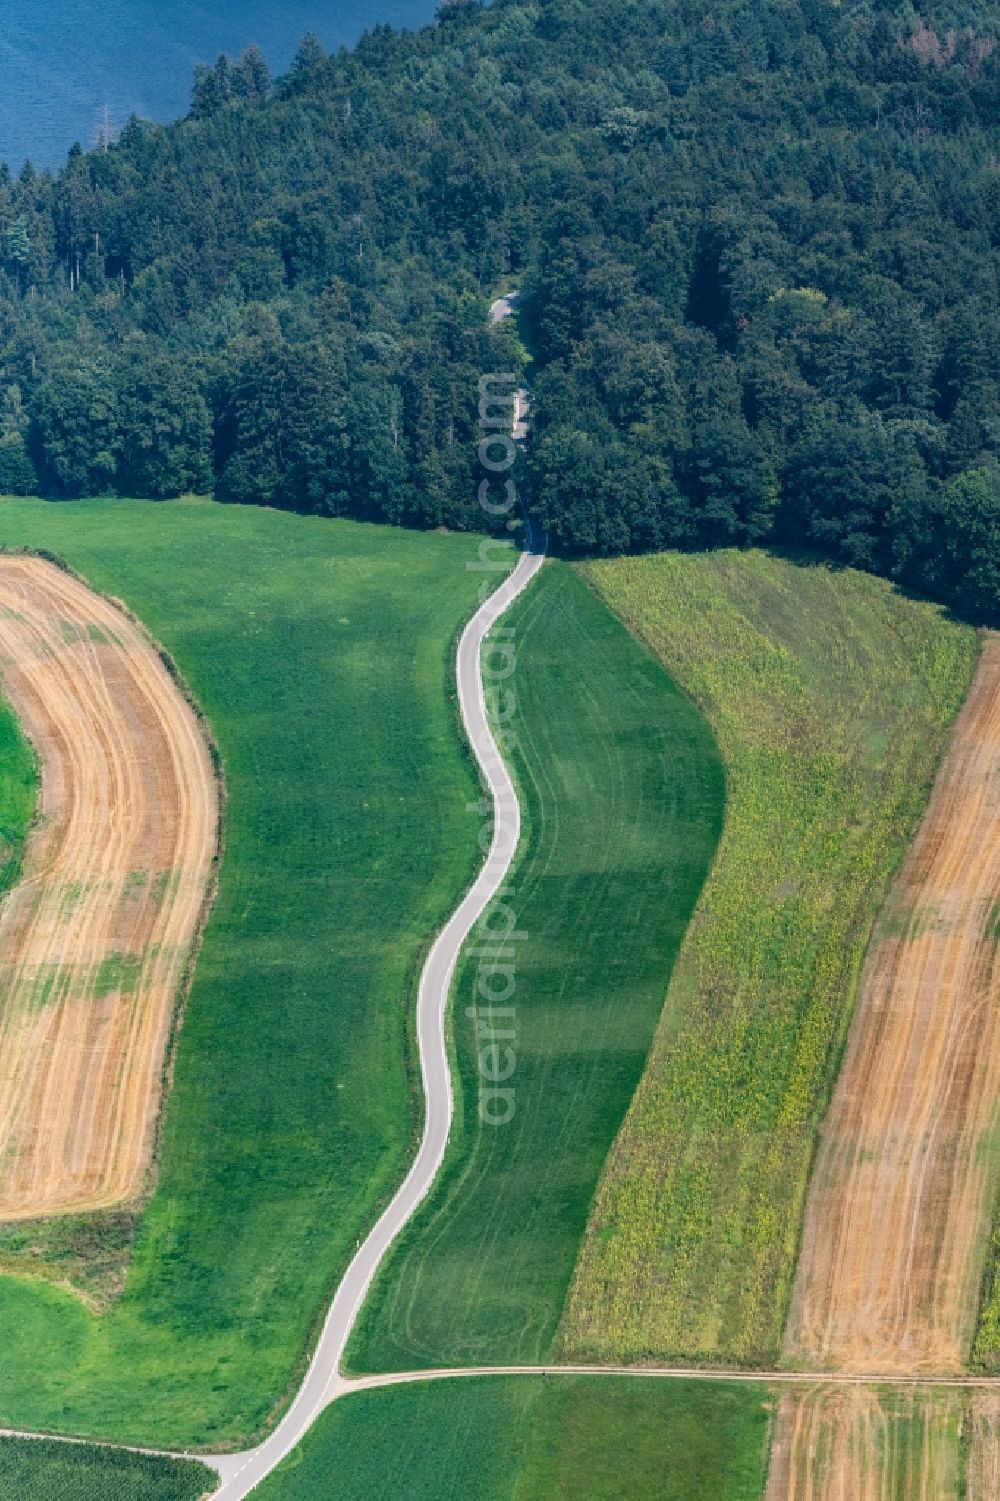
left=207, top=535, right=546, bottom=1497
left=489, top=291, right=530, bottom=439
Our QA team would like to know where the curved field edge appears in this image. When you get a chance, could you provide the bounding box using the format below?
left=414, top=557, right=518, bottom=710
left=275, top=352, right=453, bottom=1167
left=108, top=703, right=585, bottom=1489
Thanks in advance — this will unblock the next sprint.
left=0, top=1436, right=215, bottom=1500
left=0, top=555, right=221, bottom=1240
left=0, top=497, right=502, bottom=1449
left=346, top=561, right=725, bottom=1371
left=253, top=1374, right=771, bottom=1501
left=0, top=666, right=40, bottom=1272
left=557, top=549, right=978, bottom=1368
left=0, top=549, right=225, bottom=1307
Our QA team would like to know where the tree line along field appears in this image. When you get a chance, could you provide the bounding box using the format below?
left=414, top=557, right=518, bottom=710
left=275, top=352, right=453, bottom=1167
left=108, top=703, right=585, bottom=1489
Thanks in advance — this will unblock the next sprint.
left=0, top=1437, right=214, bottom=1500
left=0, top=496, right=498, bottom=1448
left=558, top=550, right=978, bottom=1367
left=348, top=561, right=725, bottom=1371
left=254, top=1375, right=771, bottom=1501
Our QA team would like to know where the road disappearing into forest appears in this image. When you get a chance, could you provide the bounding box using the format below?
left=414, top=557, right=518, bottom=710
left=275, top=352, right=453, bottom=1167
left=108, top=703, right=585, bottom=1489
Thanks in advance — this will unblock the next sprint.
left=208, top=533, right=545, bottom=1497
left=489, top=292, right=530, bottom=437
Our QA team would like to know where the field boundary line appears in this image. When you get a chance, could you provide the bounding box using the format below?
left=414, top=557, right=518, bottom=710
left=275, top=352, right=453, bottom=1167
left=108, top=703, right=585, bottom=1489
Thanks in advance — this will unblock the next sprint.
left=0, top=552, right=223, bottom=1229
left=8, top=1358, right=1000, bottom=1472
left=0, top=545, right=228, bottom=1237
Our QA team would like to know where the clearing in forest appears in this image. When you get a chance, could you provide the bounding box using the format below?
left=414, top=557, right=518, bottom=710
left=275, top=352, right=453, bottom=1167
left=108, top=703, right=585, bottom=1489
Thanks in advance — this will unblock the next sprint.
left=783, top=634, right=1000, bottom=1377
left=0, top=555, right=219, bottom=1220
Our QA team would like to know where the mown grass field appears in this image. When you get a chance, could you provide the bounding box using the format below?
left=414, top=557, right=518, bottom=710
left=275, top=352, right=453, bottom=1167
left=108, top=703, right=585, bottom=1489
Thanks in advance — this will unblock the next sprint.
left=256, top=1375, right=771, bottom=1500
left=348, top=562, right=725, bottom=1369
left=0, top=496, right=496, bottom=1447
left=0, top=1438, right=214, bottom=1500
left=559, top=550, right=978, bottom=1367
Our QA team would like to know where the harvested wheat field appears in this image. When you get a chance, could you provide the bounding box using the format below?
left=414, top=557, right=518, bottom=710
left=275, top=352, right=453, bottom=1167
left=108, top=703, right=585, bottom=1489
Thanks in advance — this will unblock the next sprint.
left=966, top=1393, right=1000, bottom=1500
left=768, top=635, right=1000, bottom=1497
left=783, top=632, right=1000, bottom=1377
left=764, top=1385, right=964, bottom=1501
left=0, top=555, right=218, bottom=1221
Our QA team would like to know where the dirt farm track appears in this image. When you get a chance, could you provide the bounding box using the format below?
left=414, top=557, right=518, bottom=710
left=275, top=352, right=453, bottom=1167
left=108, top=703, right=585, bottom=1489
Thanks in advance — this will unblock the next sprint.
left=0, top=555, right=219, bottom=1221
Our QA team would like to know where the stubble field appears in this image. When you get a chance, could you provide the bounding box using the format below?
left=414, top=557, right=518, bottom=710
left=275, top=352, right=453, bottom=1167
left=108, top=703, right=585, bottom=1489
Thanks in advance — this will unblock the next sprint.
left=0, top=556, right=219, bottom=1223
left=766, top=633, right=1000, bottom=1494
left=783, top=633, right=1000, bottom=1378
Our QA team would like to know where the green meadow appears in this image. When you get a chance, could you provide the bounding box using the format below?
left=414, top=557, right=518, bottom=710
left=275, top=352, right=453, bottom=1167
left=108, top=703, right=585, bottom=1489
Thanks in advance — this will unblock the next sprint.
left=255, top=1375, right=771, bottom=1500
left=349, top=562, right=724, bottom=1369
left=0, top=497, right=497, bottom=1447
left=560, top=550, right=978, bottom=1366
left=0, top=682, right=37, bottom=894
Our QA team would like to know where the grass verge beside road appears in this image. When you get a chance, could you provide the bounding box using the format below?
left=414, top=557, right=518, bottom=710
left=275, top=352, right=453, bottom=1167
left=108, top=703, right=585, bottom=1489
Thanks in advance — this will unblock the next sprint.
left=559, top=549, right=978, bottom=1367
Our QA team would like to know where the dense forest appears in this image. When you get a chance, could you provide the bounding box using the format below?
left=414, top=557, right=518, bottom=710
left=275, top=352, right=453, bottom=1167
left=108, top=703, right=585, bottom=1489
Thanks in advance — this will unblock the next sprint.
left=0, top=0, right=997, bottom=620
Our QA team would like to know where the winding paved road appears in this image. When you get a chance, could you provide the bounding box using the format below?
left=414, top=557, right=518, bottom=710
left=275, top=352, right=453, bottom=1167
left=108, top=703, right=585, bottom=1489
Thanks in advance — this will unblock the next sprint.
left=207, top=535, right=545, bottom=1496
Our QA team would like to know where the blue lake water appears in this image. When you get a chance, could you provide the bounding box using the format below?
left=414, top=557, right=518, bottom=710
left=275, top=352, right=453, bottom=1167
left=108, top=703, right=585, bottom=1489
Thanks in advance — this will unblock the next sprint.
left=0, top=0, right=437, bottom=171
